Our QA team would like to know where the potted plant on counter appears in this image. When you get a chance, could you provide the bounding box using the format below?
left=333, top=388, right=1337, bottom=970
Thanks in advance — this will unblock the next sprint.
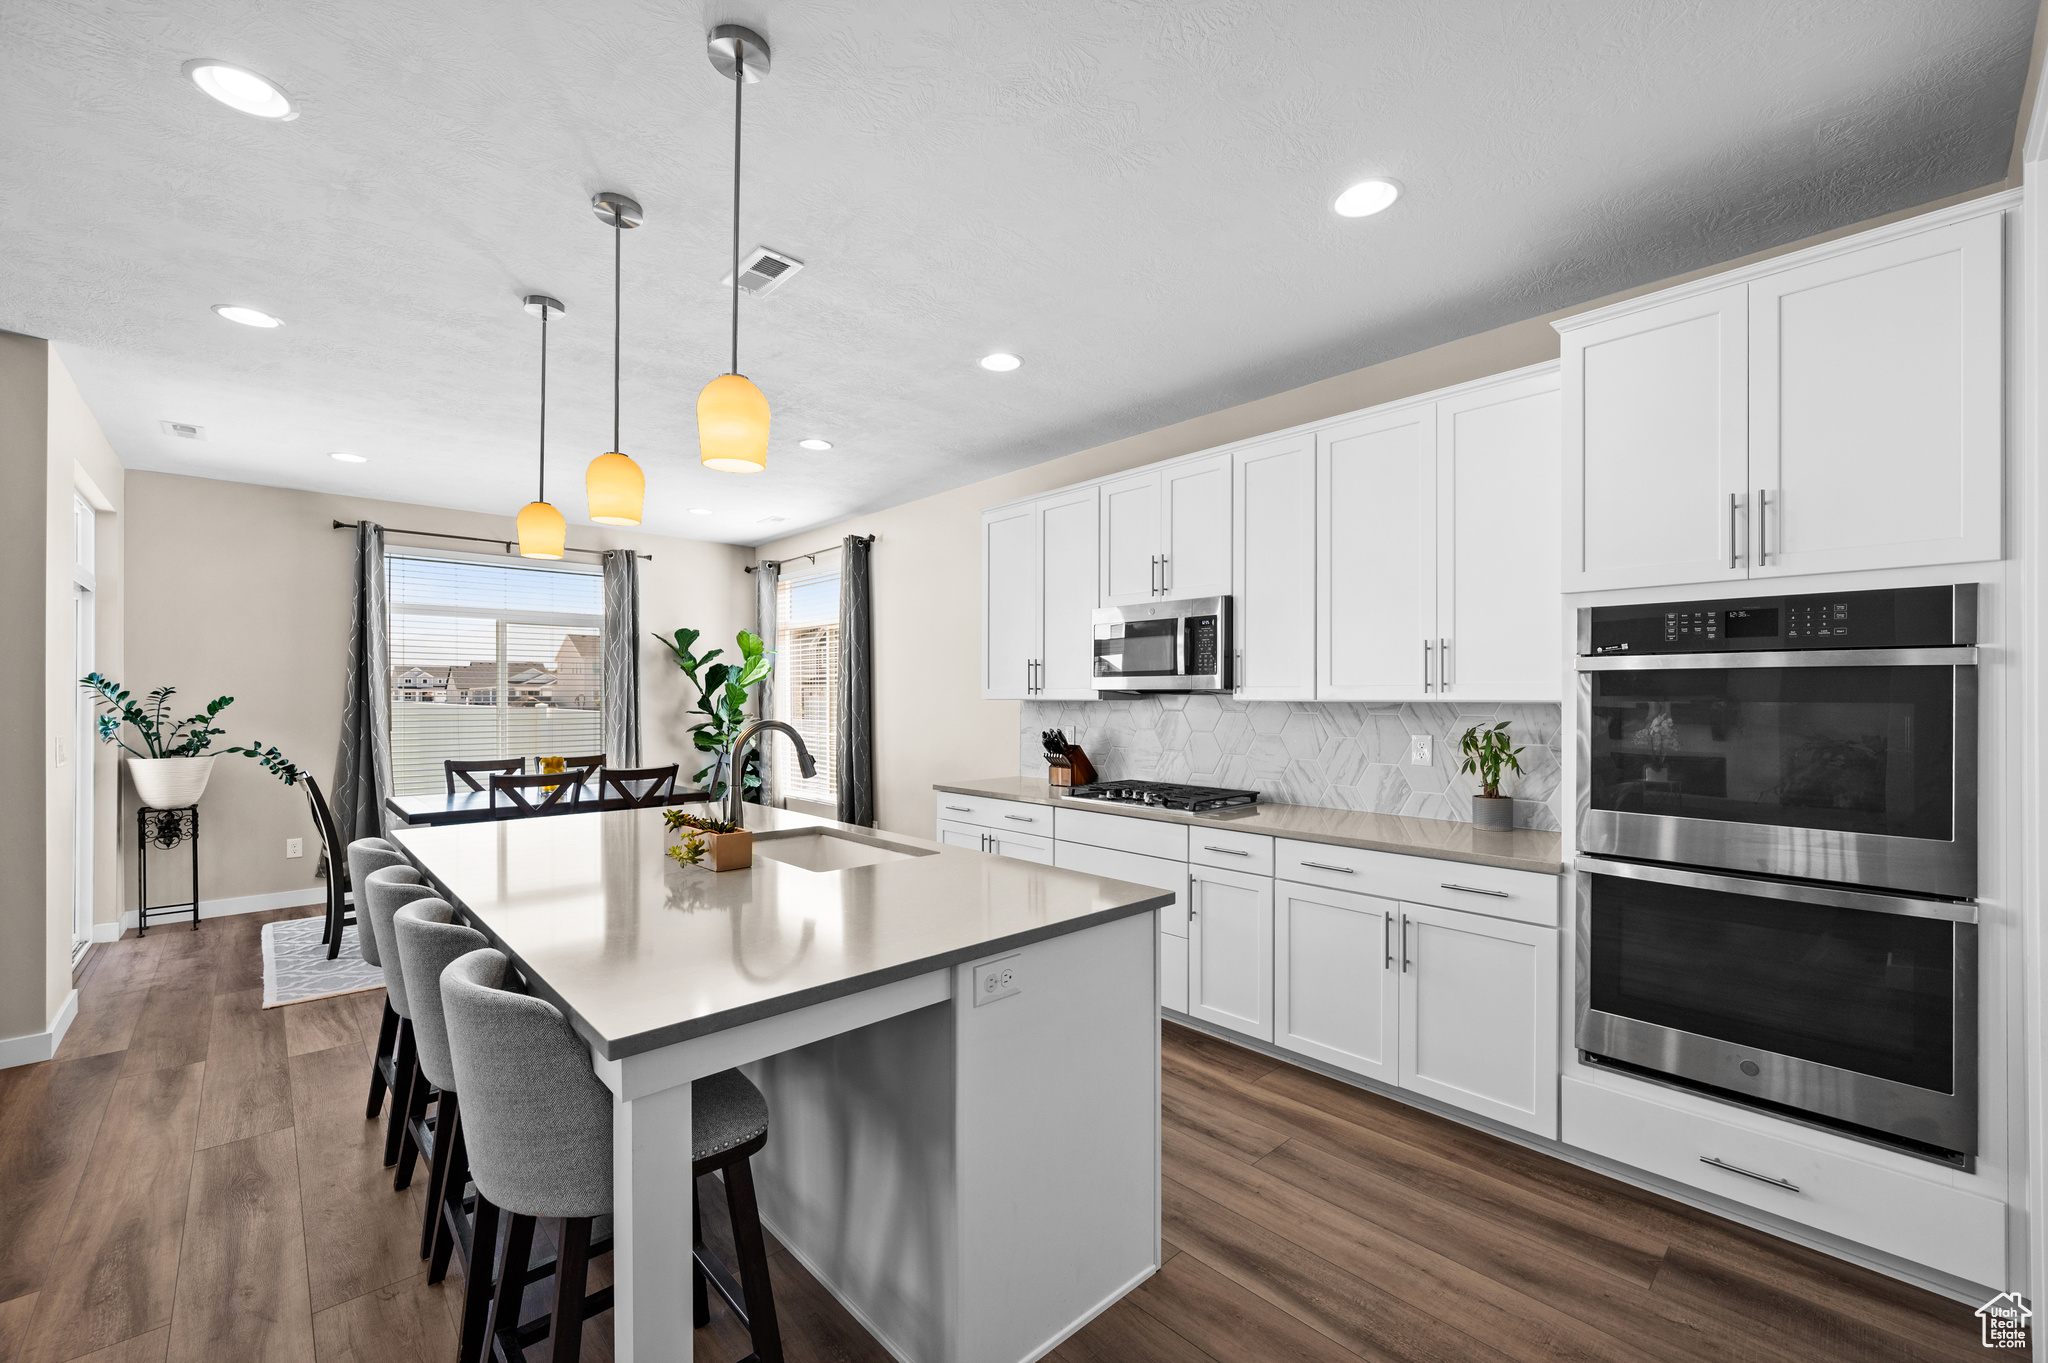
left=1458, top=720, right=1525, bottom=830
left=664, top=809, right=752, bottom=871
left=81, top=673, right=305, bottom=807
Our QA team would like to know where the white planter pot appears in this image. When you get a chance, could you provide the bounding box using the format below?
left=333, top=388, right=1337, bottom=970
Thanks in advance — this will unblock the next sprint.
left=129, top=755, right=217, bottom=810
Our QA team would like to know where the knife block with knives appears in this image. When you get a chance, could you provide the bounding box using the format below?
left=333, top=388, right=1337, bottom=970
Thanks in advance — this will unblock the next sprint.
left=1040, top=728, right=1097, bottom=787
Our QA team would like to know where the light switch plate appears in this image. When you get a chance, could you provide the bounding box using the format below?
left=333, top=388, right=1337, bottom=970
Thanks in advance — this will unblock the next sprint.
left=1407, top=735, right=1432, bottom=766
left=972, top=954, right=1022, bottom=1006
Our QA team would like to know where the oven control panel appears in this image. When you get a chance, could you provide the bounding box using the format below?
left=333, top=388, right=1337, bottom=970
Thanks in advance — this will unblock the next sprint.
left=1584, top=585, right=1971, bottom=656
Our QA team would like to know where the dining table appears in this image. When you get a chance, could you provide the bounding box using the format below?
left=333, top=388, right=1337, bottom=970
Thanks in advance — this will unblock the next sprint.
left=385, top=785, right=712, bottom=827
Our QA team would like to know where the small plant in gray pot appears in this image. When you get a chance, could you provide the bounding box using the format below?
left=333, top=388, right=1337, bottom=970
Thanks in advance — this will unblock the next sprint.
left=1458, top=721, right=1525, bottom=830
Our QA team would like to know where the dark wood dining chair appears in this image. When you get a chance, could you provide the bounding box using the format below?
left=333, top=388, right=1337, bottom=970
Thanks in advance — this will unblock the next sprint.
left=600, top=764, right=679, bottom=808
left=554, top=754, right=606, bottom=802
left=302, top=774, right=356, bottom=959
left=488, top=769, right=595, bottom=816
left=446, top=757, right=525, bottom=794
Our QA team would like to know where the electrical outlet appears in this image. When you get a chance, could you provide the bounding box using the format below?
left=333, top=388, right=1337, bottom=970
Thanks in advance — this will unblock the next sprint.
left=53, top=736, right=67, bottom=768
left=972, top=954, right=1022, bottom=1007
left=1407, top=735, right=1433, bottom=766
left=285, top=838, right=304, bottom=859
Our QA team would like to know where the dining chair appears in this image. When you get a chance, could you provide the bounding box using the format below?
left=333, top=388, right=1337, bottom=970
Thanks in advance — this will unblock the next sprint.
left=599, top=764, right=679, bottom=808
left=489, top=770, right=594, bottom=816
left=556, top=754, right=606, bottom=800
left=302, top=774, right=358, bottom=959
left=447, top=757, right=525, bottom=794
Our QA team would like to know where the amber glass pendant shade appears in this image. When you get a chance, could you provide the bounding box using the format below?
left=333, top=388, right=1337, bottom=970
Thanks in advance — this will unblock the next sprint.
left=517, top=500, right=566, bottom=558
left=698, top=373, right=770, bottom=472
left=586, top=451, right=645, bottom=524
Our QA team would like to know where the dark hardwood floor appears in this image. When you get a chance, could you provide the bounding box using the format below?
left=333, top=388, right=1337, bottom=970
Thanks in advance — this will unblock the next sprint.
left=0, top=910, right=1996, bottom=1362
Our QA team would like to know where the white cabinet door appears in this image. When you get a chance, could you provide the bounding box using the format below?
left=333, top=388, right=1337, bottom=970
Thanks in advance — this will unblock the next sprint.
left=1161, top=453, right=1232, bottom=600
left=1036, top=486, right=1101, bottom=698
left=938, top=820, right=987, bottom=851
left=1187, top=864, right=1274, bottom=1041
left=1317, top=402, right=1437, bottom=699
left=1053, top=840, right=1190, bottom=937
left=1160, top=933, right=1189, bottom=1014
left=1749, top=214, right=2004, bottom=578
left=1274, top=881, right=1397, bottom=1085
left=1233, top=433, right=1317, bottom=700
left=991, top=832, right=1055, bottom=865
left=1562, top=285, right=1749, bottom=592
left=1099, top=471, right=1162, bottom=606
left=982, top=504, right=1038, bottom=699
left=1436, top=373, right=1561, bottom=700
left=1397, top=902, right=1558, bottom=1138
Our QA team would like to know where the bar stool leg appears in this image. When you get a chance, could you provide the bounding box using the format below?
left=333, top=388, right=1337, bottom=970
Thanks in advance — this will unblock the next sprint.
left=365, top=1001, right=398, bottom=1118
left=723, top=1159, right=785, bottom=1363
left=459, top=1189, right=502, bottom=1363
left=428, top=1108, right=468, bottom=1284
left=383, top=1019, right=417, bottom=1167
left=548, top=1216, right=593, bottom=1363
left=692, top=1184, right=710, bottom=1329
left=488, top=1213, right=537, bottom=1363
left=420, top=1090, right=459, bottom=1259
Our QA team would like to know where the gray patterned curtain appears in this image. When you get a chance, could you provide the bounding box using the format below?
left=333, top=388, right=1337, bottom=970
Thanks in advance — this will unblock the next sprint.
left=837, top=536, right=875, bottom=826
left=755, top=559, right=779, bottom=805
left=601, top=549, right=641, bottom=768
left=332, top=521, right=392, bottom=841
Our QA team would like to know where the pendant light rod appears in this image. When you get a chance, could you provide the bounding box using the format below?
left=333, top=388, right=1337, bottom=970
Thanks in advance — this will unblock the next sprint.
left=521, top=294, right=565, bottom=502
left=614, top=206, right=622, bottom=449
left=732, top=39, right=742, bottom=376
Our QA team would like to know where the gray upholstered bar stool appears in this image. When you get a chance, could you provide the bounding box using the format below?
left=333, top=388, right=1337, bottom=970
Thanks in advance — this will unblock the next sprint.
left=361, top=864, right=440, bottom=1175
left=390, top=900, right=485, bottom=1262
left=441, top=947, right=784, bottom=1363
left=346, top=837, right=408, bottom=1119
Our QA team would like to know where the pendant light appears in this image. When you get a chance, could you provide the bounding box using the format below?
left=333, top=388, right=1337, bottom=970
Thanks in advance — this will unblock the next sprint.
left=699, top=25, right=772, bottom=473
left=587, top=191, right=646, bottom=524
left=516, top=294, right=568, bottom=559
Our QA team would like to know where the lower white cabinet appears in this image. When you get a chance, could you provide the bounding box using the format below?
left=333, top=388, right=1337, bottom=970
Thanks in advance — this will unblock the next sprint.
left=937, top=818, right=1053, bottom=865
left=1159, top=933, right=1188, bottom=1013
left=1397, top=901, right=1558, bottom=1137
left=1187, top=864, right=1274, bottom=1041
left=937, top=821, right=984, bottom=852
left=1274, top=882, right=1399, bottom=1085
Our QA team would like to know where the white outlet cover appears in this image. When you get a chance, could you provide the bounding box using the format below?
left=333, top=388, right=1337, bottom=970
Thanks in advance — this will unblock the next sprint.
left=1408, top=735, right=1433, bottom=766
left=972, top=953, right=1022, bottom=1006
left=285, top=838, right=304, bottom=858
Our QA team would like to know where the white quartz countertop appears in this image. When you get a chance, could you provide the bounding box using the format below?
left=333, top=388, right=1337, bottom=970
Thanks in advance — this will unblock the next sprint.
left=933, top=776, right=1565, bottom=874
left=391, top=803, right=1171, bottom=1059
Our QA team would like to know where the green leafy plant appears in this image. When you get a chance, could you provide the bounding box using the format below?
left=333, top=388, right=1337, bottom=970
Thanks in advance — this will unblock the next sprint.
left=663, top=809, right=741, bottom=835
left=79, top=673, right=305, bottom=785
left=1458, top=721, right=1525, bottom=800
left=666, top=834, right=708, bottom=867
left=653, top=628, right=775, bottom=800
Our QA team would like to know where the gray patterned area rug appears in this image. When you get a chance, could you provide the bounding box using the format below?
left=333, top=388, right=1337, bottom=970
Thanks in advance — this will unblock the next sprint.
left=261, top=916, right=383, bottom=1008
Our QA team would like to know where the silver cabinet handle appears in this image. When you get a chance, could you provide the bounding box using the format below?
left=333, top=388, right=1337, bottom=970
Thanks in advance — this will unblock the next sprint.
left=980, top=833, right=991, bottom=852
left=1203, top=845, right=1250, bottom=856
left=1150, top=555, right=1160, bottom=595
left=944, top=805, right=972, bottom=812
left=1003, top=814, right=1036, bottom=823
left=1401, top=913, right=1412, bottom=972
left=1159, top=554, right=1169, bottom=594
left=1383, top=913, right=1392, bottom=969
left=1728, top=491, right=1740, bottom=570
left=1439, top=637, right=1450, bottom=692
left=1300, top=860, right=1355, bottom=874
left=1756, top=489, right=1769, bottom=566
left=1188, top=880, right=1199, bottom=918
left=1421, top=639, right=1433, bottom=692
left=1440, top=882, right=1509, bottom=898
left=1700, top=1156, right=1800, bottom=1192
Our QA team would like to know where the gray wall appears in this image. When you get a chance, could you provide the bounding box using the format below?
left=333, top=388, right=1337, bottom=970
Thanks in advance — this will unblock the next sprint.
left=1023, top=698, right=1561, bottom=831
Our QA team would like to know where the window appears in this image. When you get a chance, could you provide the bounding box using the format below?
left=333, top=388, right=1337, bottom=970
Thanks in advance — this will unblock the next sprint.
left=386, top=551, right=604, bottom=795
left=774, top=563, right=839, bottom=805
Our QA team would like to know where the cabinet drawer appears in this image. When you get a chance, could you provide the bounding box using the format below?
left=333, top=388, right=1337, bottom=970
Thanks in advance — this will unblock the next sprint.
left=1055, top=807, right=1189, bottom=860
left=1561, top=1076, right=2004, bottom=1286
left=1190, top=827, right=1274, bottom=875
left=1055, top=841, right=1188, bottom=937
left=1276, top=840, right=1558, bottom=927
left=934, top=792, right=1053, bottom=835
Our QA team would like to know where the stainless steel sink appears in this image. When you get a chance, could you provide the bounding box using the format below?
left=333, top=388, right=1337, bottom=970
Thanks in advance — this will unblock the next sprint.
left=752, top=827, right=935, bottom=873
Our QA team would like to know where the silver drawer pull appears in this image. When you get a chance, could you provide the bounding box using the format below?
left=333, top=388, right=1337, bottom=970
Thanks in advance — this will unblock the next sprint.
left=945, top=805, right=973, bottom=812
left=1440, top=882, right=1509, bottom=898
left=1203, top=845, right=1250, bottom=856
left=1300, top=861, right=1355, bottom=874
left=1003, top=814, right=1036, bottom=822
left=1700, top=1156, right=1800, bottom=1192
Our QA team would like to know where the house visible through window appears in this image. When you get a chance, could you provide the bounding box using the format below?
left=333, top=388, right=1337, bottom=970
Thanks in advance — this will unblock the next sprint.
left=774, top=563, right=839, bottom=806
left=386, top=551, right=604, bottom=796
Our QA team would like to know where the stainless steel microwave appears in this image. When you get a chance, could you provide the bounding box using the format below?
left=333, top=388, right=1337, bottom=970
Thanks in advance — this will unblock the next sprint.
left=1092, top=597, right=1233, bottom=693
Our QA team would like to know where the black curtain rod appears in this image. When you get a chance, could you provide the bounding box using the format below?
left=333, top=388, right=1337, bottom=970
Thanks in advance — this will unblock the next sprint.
left=745, top=533, right=876, bottom=573
left=332, top=520, right=652, bottom=561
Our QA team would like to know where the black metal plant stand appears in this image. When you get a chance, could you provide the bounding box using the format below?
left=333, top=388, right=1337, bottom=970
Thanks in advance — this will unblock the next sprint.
left=137, top=806, right=200, bottom=935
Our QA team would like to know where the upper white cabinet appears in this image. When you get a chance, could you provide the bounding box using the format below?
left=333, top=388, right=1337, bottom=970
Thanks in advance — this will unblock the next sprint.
left=1100, top=452, right=1232, bottom=606
left=980, top=487, right=1100, bottom=700
left=1559, top=203, right=2006, bottom=591
left=1232, top=432, right=1318, bottom=700
left=1318, top=401, right=1437, bottom=699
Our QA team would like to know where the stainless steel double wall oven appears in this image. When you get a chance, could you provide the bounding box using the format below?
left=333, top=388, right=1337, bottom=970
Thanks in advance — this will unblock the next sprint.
left=1575, top=585, right=1979, bottom=1166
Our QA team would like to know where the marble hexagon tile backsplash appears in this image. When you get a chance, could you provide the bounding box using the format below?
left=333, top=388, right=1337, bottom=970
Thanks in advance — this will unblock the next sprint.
left=1021, top=697, right=1562, bottom=832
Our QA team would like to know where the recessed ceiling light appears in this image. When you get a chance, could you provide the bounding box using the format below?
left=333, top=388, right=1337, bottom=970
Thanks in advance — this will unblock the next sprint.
left=213, top=304, right=283, bottom=328
left=980, top=353, right=1022, bottom=372
left=1333, top=178, right=1401, bottom=218
left=689, top=507, right=713, bottom=515
left=182, top=59, right=296, bottom=119
left=328, top=450, right=366, bottom=463
left=798, top=438, right=833, bottom=451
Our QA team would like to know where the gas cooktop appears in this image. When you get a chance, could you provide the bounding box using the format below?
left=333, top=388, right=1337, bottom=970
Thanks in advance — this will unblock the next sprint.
left=1065, top=780, right=1260, bottom=813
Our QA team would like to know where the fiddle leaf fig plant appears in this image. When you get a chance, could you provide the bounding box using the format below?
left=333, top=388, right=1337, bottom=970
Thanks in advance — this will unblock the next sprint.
left=79, top=673, right=305, bottom=785
left=1458, top=720, right=1525, bottom=800
left=654, top=628, right=776, bottom=799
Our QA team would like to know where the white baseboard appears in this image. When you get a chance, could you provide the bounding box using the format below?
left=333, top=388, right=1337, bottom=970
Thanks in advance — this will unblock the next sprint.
left=115, top=886, right=324, bottom=934
left=0, top=989, right=79, bottom=1070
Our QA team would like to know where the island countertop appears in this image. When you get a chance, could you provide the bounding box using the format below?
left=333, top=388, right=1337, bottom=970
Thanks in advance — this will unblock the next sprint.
left=933, top=776, right=1565, bottom=874
left=390, top=803, right=1172, bottom=1060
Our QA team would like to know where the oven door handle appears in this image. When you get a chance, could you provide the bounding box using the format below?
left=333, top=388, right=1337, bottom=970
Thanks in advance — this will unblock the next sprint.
left=1575, top=855, right=1978, bottom=924
left=1700, top=1156, right=1800, bottom=1193
left=1578, top=645, right=1976, bottom=671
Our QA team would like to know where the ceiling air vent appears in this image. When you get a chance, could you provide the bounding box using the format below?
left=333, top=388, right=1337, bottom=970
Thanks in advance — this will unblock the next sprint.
left=159, top=420, right=205, bottom=440
left=722, top=247, right=805, bottom=297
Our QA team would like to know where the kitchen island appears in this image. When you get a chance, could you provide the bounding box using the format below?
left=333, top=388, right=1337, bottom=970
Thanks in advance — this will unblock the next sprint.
left=391, top=803, right=1171, bottom=1363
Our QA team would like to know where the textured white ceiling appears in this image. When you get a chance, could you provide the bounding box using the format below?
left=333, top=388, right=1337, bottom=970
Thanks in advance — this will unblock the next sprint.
left=2, top=0, right=2033, bottom=543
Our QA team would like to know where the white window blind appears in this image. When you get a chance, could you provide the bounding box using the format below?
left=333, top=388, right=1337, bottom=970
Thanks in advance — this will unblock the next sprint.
left=385, top=551, right=604, bottom=796
left=774, top=564, right=840, bottom=805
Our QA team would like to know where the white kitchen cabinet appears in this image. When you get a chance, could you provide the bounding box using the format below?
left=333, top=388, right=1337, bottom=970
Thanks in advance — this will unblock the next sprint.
left=980, top=488, right=1100, bottom=700
left=1186, top=863, right=1273, bottom=1041
left=1099, top=453, right=1231, bottom=606
left=937, top=820, right=986, bottom=852
left=1748, top=213, right=2003, bottom=578
left=1232, top=432, right=1317, bottom=699
left=1317, top=401, right=1436, bottom=699
left=982, top=503, right=1037, bottom=698
left=938, top=817, right=1053, bottom=864
left=1160, top=934, right=1188, bottom=1014
left=1396, top=900, right=1558, bottom=1138
left=1274, top=882, right=1398, bottom=1085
